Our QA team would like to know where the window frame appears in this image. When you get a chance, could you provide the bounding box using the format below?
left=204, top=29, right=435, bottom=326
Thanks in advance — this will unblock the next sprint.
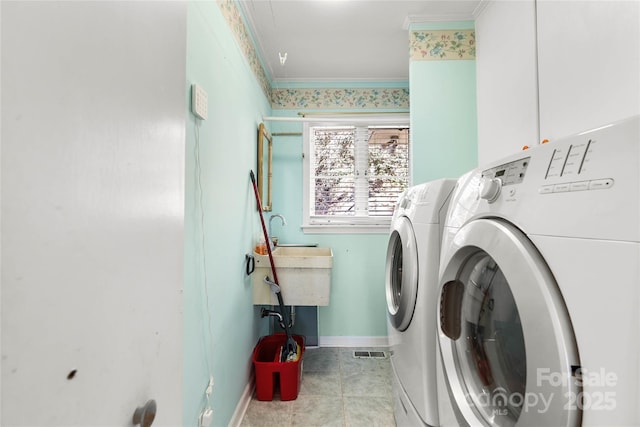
left=302, top=114, right=411, bottom=234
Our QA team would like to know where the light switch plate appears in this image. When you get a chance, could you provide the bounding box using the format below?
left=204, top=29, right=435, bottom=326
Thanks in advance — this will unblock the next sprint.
left=191, top=84, right=208, bottom=120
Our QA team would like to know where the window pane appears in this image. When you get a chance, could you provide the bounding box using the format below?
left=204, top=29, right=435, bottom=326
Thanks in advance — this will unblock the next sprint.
left=314, top=177, right=355, bottom=216
left=368, top=178, right=406, bottom=216
left=313, top=128, right=354, bottom=177
left=368, top=127, right=410, bottom=216
left=312, top=128, right=355, bottom=216
left=309, top=123, right=410, bottom=221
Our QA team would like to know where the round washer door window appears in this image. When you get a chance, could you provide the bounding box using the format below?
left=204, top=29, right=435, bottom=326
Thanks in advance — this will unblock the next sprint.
left=438, top=219, right=582, bottom=427
left=385, top=216, right=418, bottom=331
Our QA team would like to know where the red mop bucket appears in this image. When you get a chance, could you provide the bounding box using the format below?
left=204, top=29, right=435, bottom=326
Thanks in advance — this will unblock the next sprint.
left=253, top=334, right=305, bottom=401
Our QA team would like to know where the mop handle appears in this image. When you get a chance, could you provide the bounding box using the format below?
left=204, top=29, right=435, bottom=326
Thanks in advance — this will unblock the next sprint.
left=250, top=170, right=296, bottom=358
left=249, top=171, right=280, bottom=285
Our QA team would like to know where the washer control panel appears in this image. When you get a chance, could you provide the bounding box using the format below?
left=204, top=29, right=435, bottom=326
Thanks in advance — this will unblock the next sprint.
left=539, top=137, right=614, bottom=194
left=545, top=139, right=592, bottom=179
left=452, top=116, right=638, bottom=242
left=480, top=136, right=617, bottom=198
left=480, top=157, right=530, bottom=203
left=481, top=157, right=530, bottom=186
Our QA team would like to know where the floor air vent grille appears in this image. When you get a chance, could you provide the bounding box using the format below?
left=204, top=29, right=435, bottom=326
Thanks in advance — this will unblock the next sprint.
left=353, top=350, right=387, bottom=359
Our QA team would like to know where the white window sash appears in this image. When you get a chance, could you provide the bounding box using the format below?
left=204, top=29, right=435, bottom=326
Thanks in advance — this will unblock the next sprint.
left=302, top=115, right=410, bottom=234
left=354, top=126, right=369, bottom=217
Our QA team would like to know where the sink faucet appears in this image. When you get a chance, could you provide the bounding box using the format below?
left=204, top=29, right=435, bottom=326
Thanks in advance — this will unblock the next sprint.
left=269, top=214, right=287, bottom=246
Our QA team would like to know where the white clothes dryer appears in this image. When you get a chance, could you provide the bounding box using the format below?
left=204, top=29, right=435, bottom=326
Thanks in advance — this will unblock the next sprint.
left=386, top=179, right=456, bottom=426
left=436, top=116, right=640, bottom=426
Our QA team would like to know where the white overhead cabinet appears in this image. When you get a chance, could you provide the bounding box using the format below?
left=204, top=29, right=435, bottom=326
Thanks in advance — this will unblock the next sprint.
left=537, top=0, right=640, bottom=140
left=475, top=0, right=539, bottom=165
left=475, top=0, right=640, bottom=163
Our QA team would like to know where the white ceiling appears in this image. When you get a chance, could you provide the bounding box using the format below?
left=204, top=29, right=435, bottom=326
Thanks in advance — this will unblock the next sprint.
left=239, top=0, right=482, bottom=83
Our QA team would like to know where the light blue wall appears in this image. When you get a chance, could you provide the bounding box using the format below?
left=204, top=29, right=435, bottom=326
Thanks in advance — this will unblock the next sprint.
left=182, top=7, right=478, bottom=423
left=410, top=21, right=478, bottom=184
left=184, top=2, right=270, bottom=425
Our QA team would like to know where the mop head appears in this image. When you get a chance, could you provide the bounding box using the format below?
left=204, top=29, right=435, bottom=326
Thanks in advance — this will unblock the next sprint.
left=285, top=344, right=301, bottom=362
left=280, top=341, right=302, bottom=362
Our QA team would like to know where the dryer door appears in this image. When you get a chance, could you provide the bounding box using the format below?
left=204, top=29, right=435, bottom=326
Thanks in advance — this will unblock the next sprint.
left=385, top=216, right=418, bottom=331
left=438, top=219, right=581, bottom=427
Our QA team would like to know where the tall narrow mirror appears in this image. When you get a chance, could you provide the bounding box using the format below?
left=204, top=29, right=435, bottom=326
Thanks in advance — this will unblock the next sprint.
left=257, top=123, right=272, bottom=211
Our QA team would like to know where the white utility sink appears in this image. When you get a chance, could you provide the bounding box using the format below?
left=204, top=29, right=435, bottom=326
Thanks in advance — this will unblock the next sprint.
left=252, top=246, right=333, bottom=306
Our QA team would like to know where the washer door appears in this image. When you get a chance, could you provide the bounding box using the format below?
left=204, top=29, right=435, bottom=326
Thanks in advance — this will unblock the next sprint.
left=385, top=216, right=418, bottom=331
left=438, top=219, right=581, bottom=427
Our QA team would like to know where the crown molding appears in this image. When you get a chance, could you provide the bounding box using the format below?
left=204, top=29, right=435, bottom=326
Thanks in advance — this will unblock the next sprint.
left=403, top=13, right=475, bottom=30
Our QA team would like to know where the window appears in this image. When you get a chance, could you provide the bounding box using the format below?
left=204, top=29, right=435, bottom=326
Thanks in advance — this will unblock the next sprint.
left=303, top=116, right=410, bottom=233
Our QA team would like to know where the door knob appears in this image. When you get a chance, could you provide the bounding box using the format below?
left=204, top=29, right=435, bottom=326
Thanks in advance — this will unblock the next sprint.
left=133, top=399, right=157, bottom=427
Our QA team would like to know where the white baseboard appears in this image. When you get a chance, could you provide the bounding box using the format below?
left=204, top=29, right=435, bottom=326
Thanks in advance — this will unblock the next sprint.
left=318, top=336, right=389, bottom=347
left=228, top=373, right=254, bottom=427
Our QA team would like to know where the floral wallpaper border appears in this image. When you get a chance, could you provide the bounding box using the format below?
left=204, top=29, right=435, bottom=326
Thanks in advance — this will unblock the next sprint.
left=217, top=0, right=411, bottom=109
left=410, top=30, right=476, bottom=61
left=216, top=0, right=272, bottom=101
left=271, top=88, right=410, bottom=110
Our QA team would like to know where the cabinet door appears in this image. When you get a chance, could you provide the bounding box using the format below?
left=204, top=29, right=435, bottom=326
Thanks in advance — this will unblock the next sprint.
left=1, top=2, right=186, bottom=425
left=537, top=1, right=640, bottom=140
left=475, top=0, right=539, bottom=164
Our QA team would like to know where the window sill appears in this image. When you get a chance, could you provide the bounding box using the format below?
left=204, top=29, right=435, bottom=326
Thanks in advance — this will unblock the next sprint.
left=302, top=222, right=391, bottom=235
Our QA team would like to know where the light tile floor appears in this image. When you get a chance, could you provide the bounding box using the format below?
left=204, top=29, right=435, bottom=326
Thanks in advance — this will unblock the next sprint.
left=241, top=347, right=397, bottom=427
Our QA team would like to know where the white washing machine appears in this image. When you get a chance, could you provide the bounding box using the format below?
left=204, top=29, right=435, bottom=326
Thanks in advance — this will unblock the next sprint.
left=436, top=116, right=640, bottom=426
left=386, top=179, right=456, bottom=426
